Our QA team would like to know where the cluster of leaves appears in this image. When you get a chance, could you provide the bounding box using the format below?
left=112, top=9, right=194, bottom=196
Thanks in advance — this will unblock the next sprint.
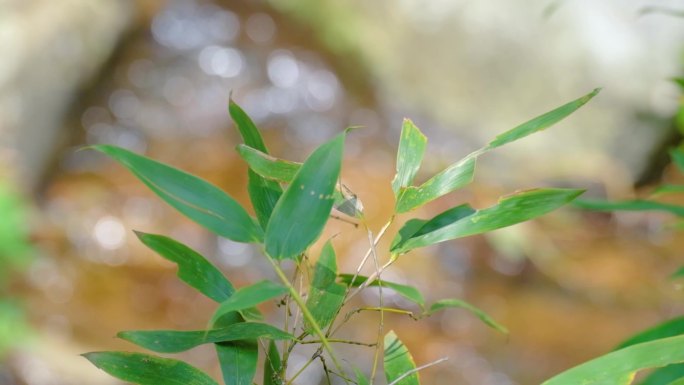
left=84, top=89, right=684, bottom=385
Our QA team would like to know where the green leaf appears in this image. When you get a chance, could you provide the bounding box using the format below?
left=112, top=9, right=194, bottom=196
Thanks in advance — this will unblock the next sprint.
left=541, top=335, right=684, bottom=385
left=396, top=157, right=475, bottom=213
left=229, top=99, right=268, bottom=153
left=665, top=377, right=684, bottom=385
left=265, top=133, right=345, bottom=260
left=427, top=299, right=508, bottom=334
left=615, top=317, right=684, bottom=350
left=397, top=188, right=584, bottom=254
left=118, top=322, right=295, bottom=353
left=384, top=331, right=420, bottom=385
left=263, top=340, right=283, bottom=385
left=653, top=185, right=684, bottom=196
left=339, top=274, right=425, bottom=308
left=641, top=364, right=684, bottom=385
left=390, top=204, right=476, bottom=252
left=248, top=170, right=283, bottom=230
left=83, top=351, right=218, bottom=385
left=237, top=145, right=300, bottom=182
left=135, top=232, right=234, bottom=302
left=211, top=280, right=287, bottom=326
left=671, top=148, right=684, bottom=174
left=574, top=199, right=684, bottom=217
left=394, top=89, right=599, bottom=213
left=392, top=119, right=427, bottom=197
left=305, top=241, right=346, bottom=331
left=214, top=311, right=258, bottom=385
left=94, top=145, right=262, bottom=242
left=229, top=100, right=283, bottom=230
left=354, top=367, right=370, bottom=385
left=486, top=88, right=600, bottom=150
left=235, top=144, right=363, bottom=219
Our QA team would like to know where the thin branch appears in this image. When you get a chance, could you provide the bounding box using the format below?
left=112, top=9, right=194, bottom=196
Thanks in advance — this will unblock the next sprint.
left=367, top=224, right=384, bottom=384
left=387, top=357, right=449, bottom=385
left=299, top=338, right=376, bottom=347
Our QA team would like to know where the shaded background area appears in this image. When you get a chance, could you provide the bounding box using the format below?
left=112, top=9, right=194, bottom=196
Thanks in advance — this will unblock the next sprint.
left=2, top=0, right=684, bottom=384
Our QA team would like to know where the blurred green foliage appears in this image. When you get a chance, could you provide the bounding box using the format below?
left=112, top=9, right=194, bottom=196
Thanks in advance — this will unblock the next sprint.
left=0, top=178, right=33, bottom=356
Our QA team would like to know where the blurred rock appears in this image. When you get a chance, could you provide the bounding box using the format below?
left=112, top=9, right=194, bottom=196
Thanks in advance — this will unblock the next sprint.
left=0, top=0, right=135, bottom=190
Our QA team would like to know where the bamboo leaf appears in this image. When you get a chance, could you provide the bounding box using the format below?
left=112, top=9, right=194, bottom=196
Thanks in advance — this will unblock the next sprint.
left=395, top=89, right=598, bottom=213
left=263, top=340, right=283, bottom=385
left=427, top=299, right=508, bottom=334
left=229, top=100, right=283, bottom=229
left=396, top=158, right=475, bottom=213
left=211, top=281, right=287, bottom=326
left=83, top=351, right=218, bottom=385
left=391, top=204, right=475, bottom=252
left=237, top=145, right=300, bottom=183
left=135, top=232, right=235, bottom=302
left=541, top=335, right=684, bottom=385
left=574, top=199, right=684, bottom=217
left=397, top=188, right=583, bottom=253
left=118, top=323, right=294, bottom=353
left=214, top=312, right=258, bottom=385
left=653, top=185, right=684, bottom=196
left=384, top=331, right=420, bottom=385
left=392, top=119, right=427, bottom=197
left=339, top=274, right=425, bottom=308
left=641, top=365, right=684, bottom=385
left=615, top=317, right=684, bottom=350
left=486, top=88, right=600, bottom=150
left=306, top=241, right=346, bottom=331
left=94, top=145, right=262, bottom=242
left=265, top=133, right=345, bottom=260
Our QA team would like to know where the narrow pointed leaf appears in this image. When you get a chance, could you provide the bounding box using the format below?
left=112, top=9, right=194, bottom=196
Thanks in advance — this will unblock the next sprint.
left=384, top=331, right=420, bottom=385
left=395, top=89, right=598, bottom=213
left=265, top=133, right=345, bottom=260
left=236, top=144, right=363, bottom=218
left=248, top=170, right=283, bottom=229
left=427, top=299, right=508, bottom=334
left=392, top=119, right=427, bottom=197
left=263, top=340, right=283, bottom=385
left=135, top=232, right=234, bottom=302
left=542, top=335, right=684, bottom=385
left=486, top=88, right=600, bottom=150
left=574, top=199, right=684, bottom=217
left=118, top=323, right=294, bottom=353
left=397, top=189, right=584, bottom=253
left=306, top=241, right=346, bottom=331
left=94, top=145, right=261, bottom=242
left=237, top=145, right=301, bottom=182
left=211, top=280, right=287, bottom=326
left=641, top=365, right=684, bottom=385
left=229, top=100, right=283, bottom=229
left=83, top=351, right=218, bottom=385
left=396, top=157, right=475, bottom=213
left=339, top=274, right=425, bottom=307
left=615, top=317, right=684, bottom=350
left=214, top=311, right=258, bottom=385
left=229, top=99, right=268, bottom=152
left=391, top=204, right=476, bottom=252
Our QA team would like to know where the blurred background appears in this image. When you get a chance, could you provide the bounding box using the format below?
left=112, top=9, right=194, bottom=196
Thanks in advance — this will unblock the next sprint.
left=2, top=0, right=684, bottom=384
